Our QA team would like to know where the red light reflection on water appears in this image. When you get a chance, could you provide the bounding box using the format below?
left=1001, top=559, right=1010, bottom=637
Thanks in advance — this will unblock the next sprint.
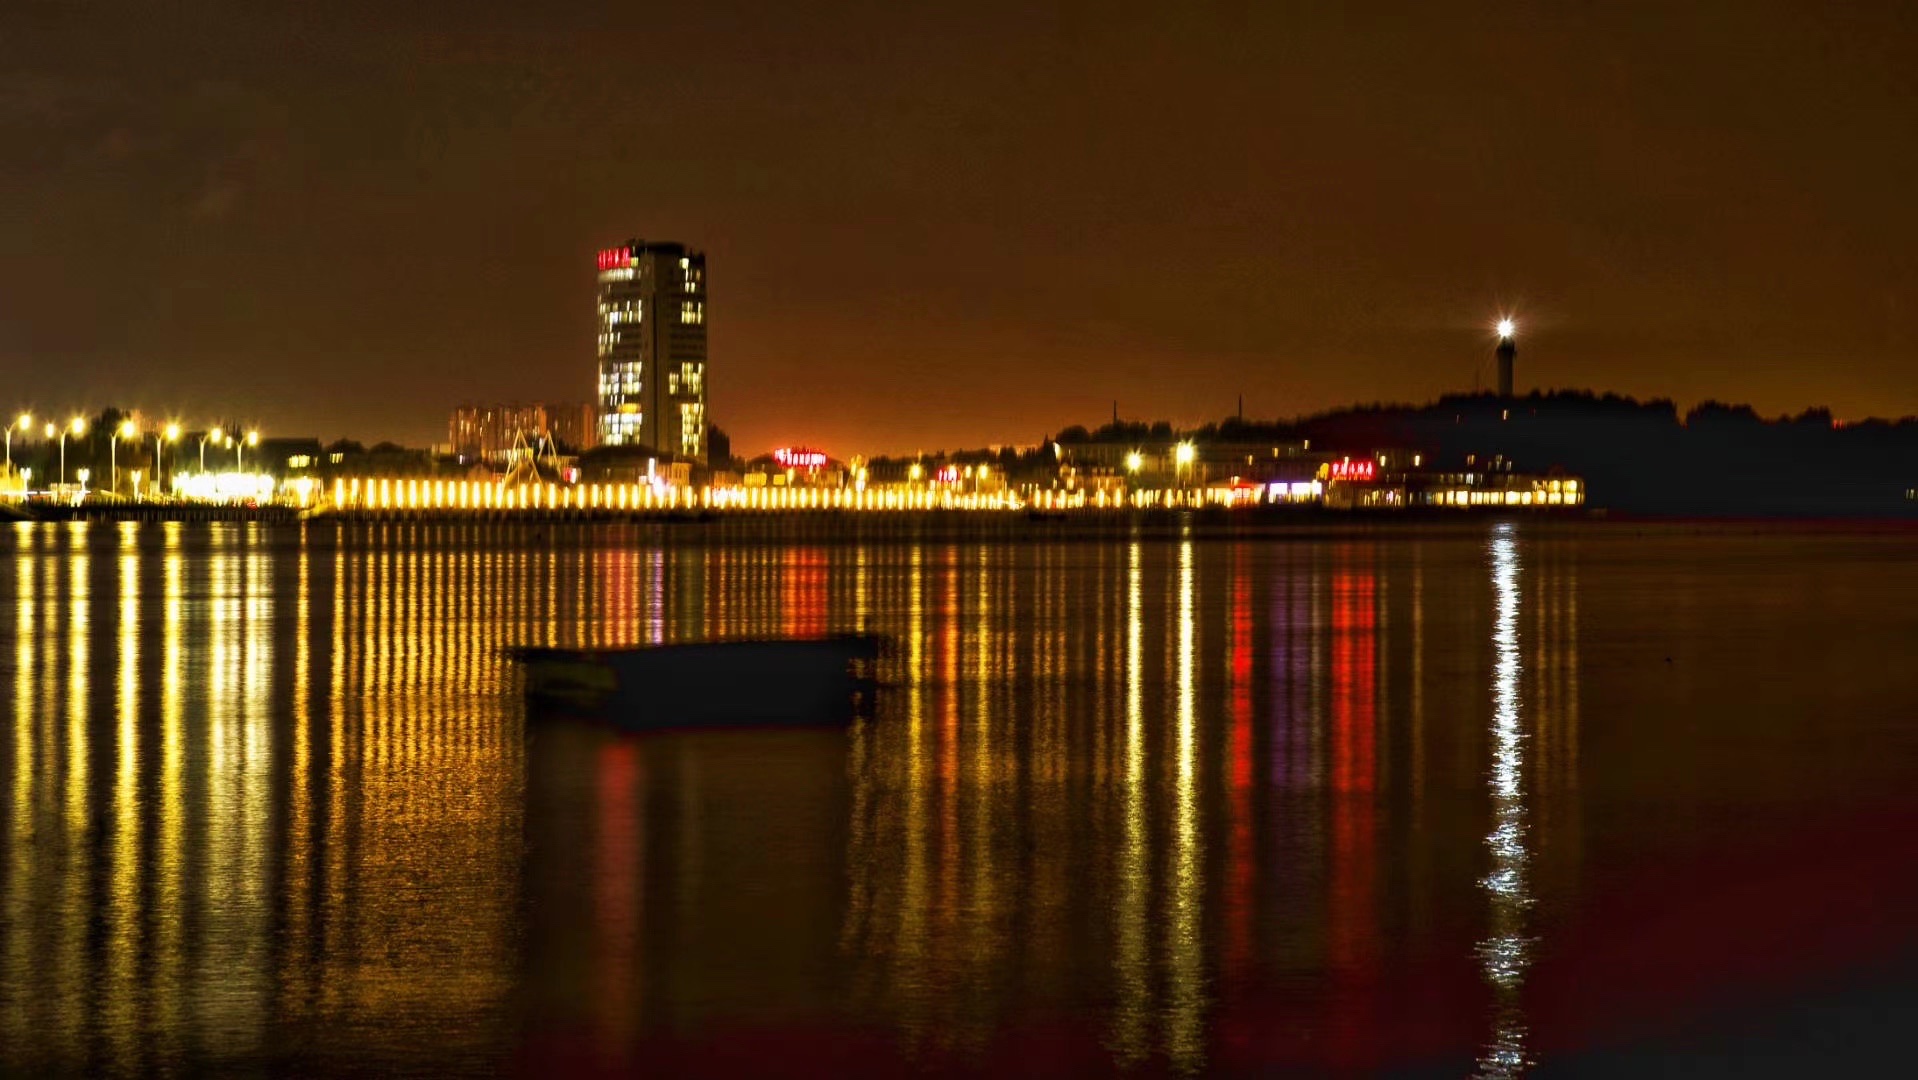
left=593, top=741, right=643, bottom=1061
left=782, top=547, right=828, bottom=640
left=1327, top=549, right=1379, bottom=1066
left=1225, top=547, right=1255, bottom=981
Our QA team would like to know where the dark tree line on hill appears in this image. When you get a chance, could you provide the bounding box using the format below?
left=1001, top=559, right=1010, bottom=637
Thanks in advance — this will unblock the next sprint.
left=1046, top=392, right=1918, bottom=516
left=1298, top=392, right=1917, bottom=516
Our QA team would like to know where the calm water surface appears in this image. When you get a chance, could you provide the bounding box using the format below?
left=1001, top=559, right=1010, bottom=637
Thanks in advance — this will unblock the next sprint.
left=1, top=520, right=1915, bottom=1076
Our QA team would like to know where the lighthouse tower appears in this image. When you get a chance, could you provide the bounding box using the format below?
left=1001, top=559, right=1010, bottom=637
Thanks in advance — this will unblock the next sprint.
left=1495, top=319, right=1516, bottom=397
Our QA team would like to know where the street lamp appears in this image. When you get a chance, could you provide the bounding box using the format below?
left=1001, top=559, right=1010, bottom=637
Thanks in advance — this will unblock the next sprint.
left=59, top=416, right=85, bottom=488
left=238, top=429, right=260, bottom=472
left=4, top=412, right=29, bottom=473
left=1174, top=441, right=1196, bottom=494
left=1124, top=451, right=1144, bottom=474
left=111, top=419, right=138, bottom=496
left=201, top=426, right=224, bottom=472
left=157, top=424, right=181, bottom=498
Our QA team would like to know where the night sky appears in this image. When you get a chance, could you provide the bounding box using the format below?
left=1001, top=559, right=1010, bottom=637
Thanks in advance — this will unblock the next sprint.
left=4, top=1, right=1915, bottom=455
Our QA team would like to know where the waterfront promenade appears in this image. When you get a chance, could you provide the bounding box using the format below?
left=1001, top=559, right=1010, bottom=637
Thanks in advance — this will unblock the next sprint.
left=9, top=469, right=1584, bottom=521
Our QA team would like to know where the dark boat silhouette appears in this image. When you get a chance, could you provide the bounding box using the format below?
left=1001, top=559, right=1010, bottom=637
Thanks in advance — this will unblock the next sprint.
left=509, top=634, right=883, bottom=730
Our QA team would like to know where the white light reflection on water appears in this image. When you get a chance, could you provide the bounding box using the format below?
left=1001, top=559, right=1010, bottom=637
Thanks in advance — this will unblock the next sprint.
left=1476, top=523, right=1534, bottom=1078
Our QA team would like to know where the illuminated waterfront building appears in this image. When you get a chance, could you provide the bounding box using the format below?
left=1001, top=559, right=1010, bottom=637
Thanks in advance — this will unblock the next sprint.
left=743, top=447, right=846, bottom=488
left=1319, top=453, right=1584, bottom=510
left=596, top=240, right=707, bottom=461
left=254, top=437, right=326, bottom=477
left=451, top=403, right=597, bottom=461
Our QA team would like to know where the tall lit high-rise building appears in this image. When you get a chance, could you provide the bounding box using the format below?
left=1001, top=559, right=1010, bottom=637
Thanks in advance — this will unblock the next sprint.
left=596, top=240, right=707, bottom=460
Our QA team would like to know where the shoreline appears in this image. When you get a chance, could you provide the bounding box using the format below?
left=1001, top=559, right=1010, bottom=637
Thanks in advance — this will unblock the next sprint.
left=4, top=505, right=1913, bottom=544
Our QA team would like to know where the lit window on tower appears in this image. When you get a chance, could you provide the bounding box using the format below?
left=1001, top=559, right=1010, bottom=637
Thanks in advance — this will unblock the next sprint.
left=678, top=402, right=702, bottom=456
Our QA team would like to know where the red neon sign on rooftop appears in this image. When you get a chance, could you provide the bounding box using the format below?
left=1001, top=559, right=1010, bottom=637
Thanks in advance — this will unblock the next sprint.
left=774, top=447, right=827, bottom=470
left=597, top=247, right=632, bottom=271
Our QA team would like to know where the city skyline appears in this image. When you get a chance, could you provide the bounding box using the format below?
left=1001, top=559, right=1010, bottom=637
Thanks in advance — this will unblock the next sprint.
left=4, top=5, right=1918, bottom=1075
left=4, top=3, right=1916, bottom=455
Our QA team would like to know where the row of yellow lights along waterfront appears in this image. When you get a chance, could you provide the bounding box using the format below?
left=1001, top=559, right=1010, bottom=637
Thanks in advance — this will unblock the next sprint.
left=315, top=477, right=1579, bottom=514
left=327, top=479, right=1030, bottom=512
left=6, top=469, right=1580, bottom=512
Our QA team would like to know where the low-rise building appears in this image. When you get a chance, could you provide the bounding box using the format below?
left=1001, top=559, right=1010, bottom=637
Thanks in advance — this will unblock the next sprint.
left=1321, top=456, right=1585, bottom=510
left=451, top=402, right=598, bottom=461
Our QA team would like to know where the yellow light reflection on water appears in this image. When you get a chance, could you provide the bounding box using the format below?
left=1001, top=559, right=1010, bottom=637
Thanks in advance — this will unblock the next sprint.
left=967, top=544, right=996, bottom=990
left=156, top=525, right=185, bottom=1056
left=4, top=526, right=37, bottom=1055
left=287, top=534, right=312, bottom=996
left=1166, top=538, right=1203, bottom=1070
left=0, top=523, right=1598, bottom=1073
left=898, top=544, right=930, bottom=1039
left=938, top=546, right=960, bottom=953
left=1112, top=540, right=1148, bottom=1062
left=56, top=523, right=89, bottom=1058
left=108, top=524, right=141, bottom=1063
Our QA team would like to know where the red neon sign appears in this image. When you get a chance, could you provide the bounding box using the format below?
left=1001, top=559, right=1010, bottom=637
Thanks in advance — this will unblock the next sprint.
left=1329, top=459, right=1377, bottom=482
left=934, top=465, right=960, bottom=484
left=597, top=247, right=632, bottom=271
left=774, top=447, right=827, bottom=470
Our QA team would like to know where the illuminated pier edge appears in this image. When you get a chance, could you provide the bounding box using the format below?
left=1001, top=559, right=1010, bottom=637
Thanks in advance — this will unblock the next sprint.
left=4, top=476, right=1584, bottom=515
left=3, top=440, right=1585, bottom=514
left=304, top=474, right=1583, bottom=514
